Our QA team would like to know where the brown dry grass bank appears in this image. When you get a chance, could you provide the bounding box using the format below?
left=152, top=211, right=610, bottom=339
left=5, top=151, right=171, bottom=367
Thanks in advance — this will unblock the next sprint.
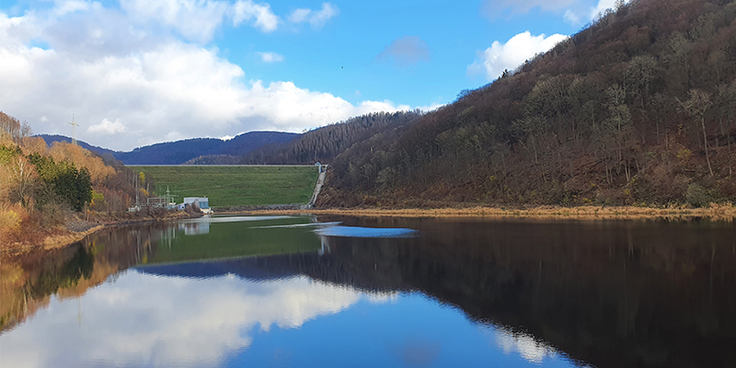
left=224, top=203, right=736, bottom=222
left=2, top=209, right=202, bottom=256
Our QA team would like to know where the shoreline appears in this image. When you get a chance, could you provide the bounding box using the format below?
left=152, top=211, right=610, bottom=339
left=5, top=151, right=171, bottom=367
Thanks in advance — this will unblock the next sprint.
left=2, top=225, right=106, bottom=258
left=2, top=211, right=202, bottom=257
left=218, top=203, right=736, bottom=221
left=6, top=203, right=734, bottom=256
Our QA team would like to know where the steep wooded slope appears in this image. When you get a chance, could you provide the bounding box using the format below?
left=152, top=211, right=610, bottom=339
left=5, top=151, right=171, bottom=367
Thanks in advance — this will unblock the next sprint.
left=239, top=111, right=422, bottom=165
left=321, top=0, right=736, bottom=207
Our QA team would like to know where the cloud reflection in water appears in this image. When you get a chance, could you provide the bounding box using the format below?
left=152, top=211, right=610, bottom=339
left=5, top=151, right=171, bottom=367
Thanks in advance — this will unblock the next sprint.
left=0, top=271, right=366, bottom=368
left=495, top=327, right=560, bottom=365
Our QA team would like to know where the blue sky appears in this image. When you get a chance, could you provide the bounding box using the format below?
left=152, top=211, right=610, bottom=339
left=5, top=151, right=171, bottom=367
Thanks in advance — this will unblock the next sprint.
left=0, top=0, right=622, bottom=150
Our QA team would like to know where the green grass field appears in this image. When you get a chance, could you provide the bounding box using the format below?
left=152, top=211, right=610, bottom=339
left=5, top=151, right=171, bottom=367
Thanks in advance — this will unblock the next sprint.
left=129, top=166, right=319, bottom=207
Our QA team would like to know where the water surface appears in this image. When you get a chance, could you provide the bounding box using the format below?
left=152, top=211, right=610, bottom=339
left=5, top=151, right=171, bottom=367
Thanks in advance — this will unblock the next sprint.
left=1, top=215, right=735, bottom=368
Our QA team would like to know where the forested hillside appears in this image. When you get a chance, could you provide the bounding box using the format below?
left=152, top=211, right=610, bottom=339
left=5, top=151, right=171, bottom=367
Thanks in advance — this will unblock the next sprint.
left=320, top=0, right=736, bottom=208
left=36, top=134, right=117, bottom=160
left=1, top=112, right=149, bottom=245
left=238, top=111, right=422, bottom=165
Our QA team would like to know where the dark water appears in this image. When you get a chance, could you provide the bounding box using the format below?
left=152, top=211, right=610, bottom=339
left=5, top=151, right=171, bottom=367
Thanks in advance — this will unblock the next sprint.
left=1, top=216, right=736, bottom=368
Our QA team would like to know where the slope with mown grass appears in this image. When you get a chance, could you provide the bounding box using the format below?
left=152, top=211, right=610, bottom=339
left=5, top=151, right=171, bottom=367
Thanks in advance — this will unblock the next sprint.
left=131, top=165, right=319, bottom=207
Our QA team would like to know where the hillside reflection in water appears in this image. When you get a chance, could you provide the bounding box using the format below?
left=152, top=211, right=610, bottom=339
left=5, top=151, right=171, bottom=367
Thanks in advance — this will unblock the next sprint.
left=1, top=215, right=735, bottom=368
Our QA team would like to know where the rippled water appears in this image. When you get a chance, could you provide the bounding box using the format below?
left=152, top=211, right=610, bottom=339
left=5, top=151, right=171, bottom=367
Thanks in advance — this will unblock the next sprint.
left=1, top=215, right=735, bottom=367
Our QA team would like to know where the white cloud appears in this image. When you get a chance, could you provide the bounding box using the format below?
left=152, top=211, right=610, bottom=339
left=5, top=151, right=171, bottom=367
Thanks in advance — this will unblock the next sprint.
left=468, top=31, right=568, bottom=81
left=562, top=0, right=631, bottom=25
left=0, top=271, right=369, bottom=368
left=0, top=3, right=409, bottom=151
left=117, top=0, right=340, bottom=37
left=288, top=3, right=338, bottom=29
left=257, top=51, right=284, bottom=63
left=590, top=0, right=628, bottom=19
left=232, top=0, right=279, bottom=32
left=377, top=36, right=430, bottom=67
left=0, top=11, right=42, bottom=47
left=416, top=102, right=444, bottom=113
left=118, top=0, right=285, bottom=41
left=241, top=80, right=410, bottom=131
left=289, top=8, right=311, bottom=23
left=53, top=0, right=94, bottom=17
left=88, top=118, right=127, bottom=135
left=563, top=9, right=580, bottom=24
left=120, top=0, right=230, bottom=43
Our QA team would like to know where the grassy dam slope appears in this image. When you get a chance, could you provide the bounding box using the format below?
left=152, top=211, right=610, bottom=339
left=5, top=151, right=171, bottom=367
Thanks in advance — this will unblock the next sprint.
left=130, top=165, right=319, bottom=207
left=146, top=217, right=322, bottom=265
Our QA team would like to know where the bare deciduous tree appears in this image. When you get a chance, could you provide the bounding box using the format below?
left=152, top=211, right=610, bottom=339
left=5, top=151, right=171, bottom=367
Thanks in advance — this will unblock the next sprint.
left=679, top=89, right=714, bottom=177
left=5, top=156, right=37, bottom=207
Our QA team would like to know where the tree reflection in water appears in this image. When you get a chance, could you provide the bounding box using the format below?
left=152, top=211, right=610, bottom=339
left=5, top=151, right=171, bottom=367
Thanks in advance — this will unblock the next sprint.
left=1, top=216, right=735, bottom=368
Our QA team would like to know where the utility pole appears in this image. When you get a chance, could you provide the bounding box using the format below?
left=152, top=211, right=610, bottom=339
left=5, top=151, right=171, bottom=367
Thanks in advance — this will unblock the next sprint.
left=69, top=114, right=79, bottom=145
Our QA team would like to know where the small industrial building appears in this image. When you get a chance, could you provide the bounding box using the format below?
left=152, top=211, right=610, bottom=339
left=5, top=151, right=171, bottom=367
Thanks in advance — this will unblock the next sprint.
left=179, top=197, right=211, bottom=214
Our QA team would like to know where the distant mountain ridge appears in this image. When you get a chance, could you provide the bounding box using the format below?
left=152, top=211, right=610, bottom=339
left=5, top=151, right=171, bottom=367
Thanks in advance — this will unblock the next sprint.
left=37, top=131, right=298, bottom=165
left=184, top=111, right=423, bottom=165
left=239, top=111, right=423, bottom=165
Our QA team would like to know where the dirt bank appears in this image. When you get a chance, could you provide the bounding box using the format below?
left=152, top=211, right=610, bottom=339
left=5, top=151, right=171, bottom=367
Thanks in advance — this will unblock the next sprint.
left=222, top=203, right=736, bottom=221
left=2, top=210, right=202, bottom=256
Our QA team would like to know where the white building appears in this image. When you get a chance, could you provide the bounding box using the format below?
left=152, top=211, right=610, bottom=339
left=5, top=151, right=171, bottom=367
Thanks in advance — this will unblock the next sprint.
left=181, top=197, right=211, bottom=214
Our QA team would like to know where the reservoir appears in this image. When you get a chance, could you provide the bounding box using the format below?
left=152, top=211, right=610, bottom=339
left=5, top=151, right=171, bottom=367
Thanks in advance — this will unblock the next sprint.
left=1, top=215, right=735, bottom=367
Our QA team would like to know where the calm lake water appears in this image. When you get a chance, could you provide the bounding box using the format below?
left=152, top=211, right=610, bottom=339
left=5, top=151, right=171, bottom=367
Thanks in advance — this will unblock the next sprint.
left=1, top=215, right=736, bottom=368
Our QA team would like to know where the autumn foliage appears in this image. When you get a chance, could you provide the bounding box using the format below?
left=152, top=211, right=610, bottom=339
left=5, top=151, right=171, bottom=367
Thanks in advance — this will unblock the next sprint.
left=0, top=112, right=145, bottom=245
